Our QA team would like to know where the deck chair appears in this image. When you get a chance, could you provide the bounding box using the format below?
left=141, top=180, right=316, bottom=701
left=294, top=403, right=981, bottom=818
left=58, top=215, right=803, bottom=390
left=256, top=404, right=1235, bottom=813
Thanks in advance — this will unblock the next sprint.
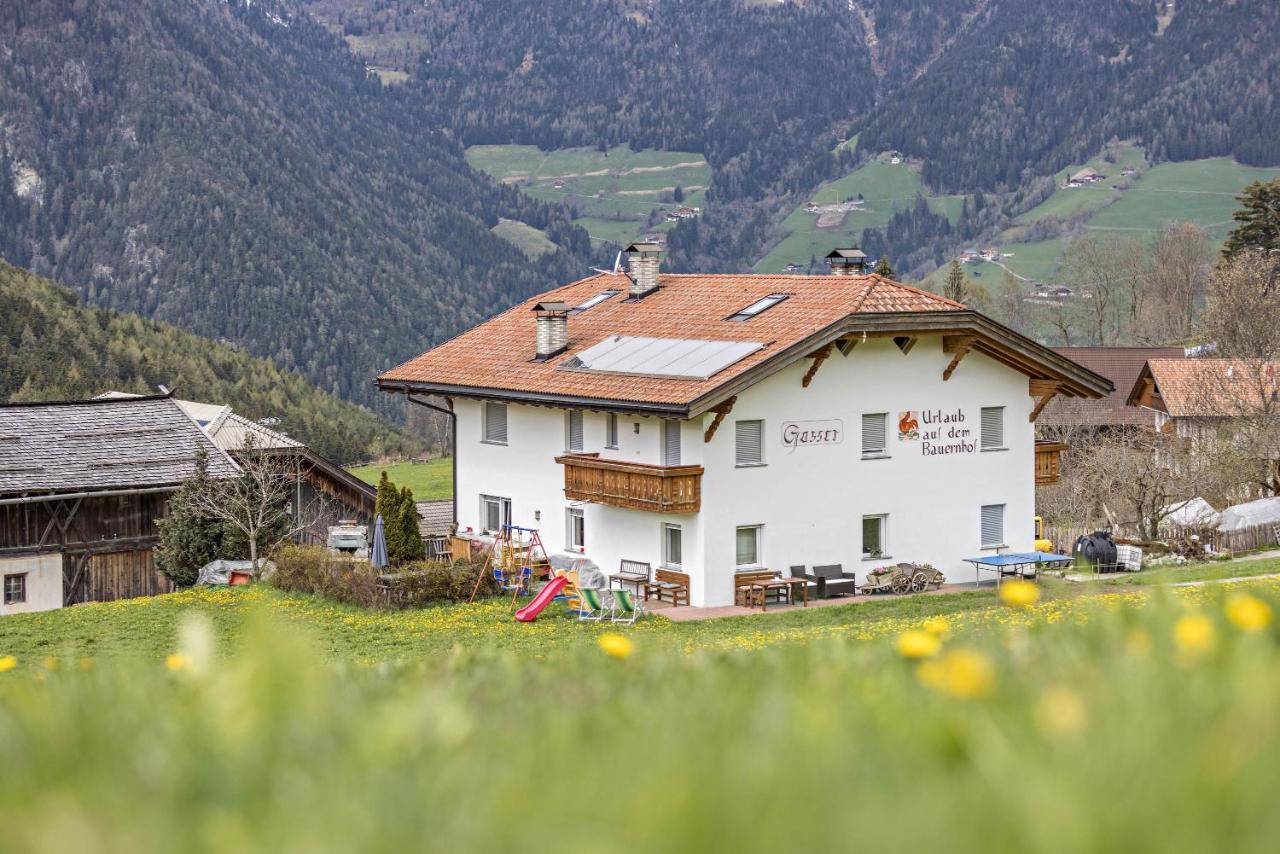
left=578, top=586, right=609, bottom=622
left=610, top=588, right=645, bottom=624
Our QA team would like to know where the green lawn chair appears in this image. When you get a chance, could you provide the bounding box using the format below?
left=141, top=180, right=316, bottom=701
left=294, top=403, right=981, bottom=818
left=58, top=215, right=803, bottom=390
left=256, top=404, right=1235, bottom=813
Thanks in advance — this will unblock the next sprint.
left=578, top=586, right=608, bottom=622
left=610, top=588, right=644, bottom=624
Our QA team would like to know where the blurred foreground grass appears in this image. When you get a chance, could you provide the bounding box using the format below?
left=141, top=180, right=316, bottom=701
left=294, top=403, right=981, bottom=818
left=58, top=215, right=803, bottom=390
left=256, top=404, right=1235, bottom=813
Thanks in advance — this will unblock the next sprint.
left=3, top=580, right=1280, bottom=852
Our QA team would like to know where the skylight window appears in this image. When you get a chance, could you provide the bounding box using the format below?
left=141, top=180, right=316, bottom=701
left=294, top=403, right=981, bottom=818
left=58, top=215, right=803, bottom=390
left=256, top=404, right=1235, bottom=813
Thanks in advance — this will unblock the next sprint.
left=726, top=293, right=788, bottom=321
left=570, top=290, right=620, bottom=313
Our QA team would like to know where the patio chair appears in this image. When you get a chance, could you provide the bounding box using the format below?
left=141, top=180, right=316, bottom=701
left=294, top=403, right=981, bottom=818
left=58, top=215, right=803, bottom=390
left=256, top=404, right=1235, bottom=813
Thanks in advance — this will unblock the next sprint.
left=811, top=564, right=858, bottom=598
left=610, top=588, right=645, bottom=624
left=577, top=586, right=609, bottom=622
left=789, top=565, right=816, bottom=597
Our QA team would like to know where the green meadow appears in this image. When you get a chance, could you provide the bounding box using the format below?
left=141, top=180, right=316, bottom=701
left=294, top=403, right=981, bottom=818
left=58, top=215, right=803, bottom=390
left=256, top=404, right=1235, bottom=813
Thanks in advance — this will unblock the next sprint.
left=348, top=457, right=453, bottom=501
left=4, top=572, right=1280, bottom=852
left=466, top=144, right=711, bottom=247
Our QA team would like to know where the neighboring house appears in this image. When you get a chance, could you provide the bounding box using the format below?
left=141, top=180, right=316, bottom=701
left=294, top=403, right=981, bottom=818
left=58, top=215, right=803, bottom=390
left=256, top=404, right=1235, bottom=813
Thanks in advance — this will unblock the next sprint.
left=99, top=393, right=378, bottom=540
left=1041, top=347, right=1186, bottom=432
left=0, top=395, right=240, bottom=614
left=1127, top=358, right=1280, bottom=493
left=378, top=245, right=1110, bottom=607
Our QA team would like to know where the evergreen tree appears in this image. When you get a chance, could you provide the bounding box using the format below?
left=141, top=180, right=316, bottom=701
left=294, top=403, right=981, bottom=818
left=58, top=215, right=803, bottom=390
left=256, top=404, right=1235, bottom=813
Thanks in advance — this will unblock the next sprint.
left=673, top=185, right=685, bottom=203
left=944, top=261, right=970, bottom=304
left=395, top=488, right=426, bottom=562
left=1223, top=180, right=1280, bottom=258
left=155, top=446, right=225, bottom=587
left=872, top=256, right=896, bottom=278
left=374, top=471, right=401, bottom=528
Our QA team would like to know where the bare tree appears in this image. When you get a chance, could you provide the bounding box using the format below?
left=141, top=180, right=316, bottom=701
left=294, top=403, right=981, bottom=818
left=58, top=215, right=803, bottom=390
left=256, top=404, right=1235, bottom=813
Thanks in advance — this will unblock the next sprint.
left=189, top=435, right=333, bottom=571
left=1138, top=223, right=1210, bottom=343
left=1061, top=234, right=1128, bottom=344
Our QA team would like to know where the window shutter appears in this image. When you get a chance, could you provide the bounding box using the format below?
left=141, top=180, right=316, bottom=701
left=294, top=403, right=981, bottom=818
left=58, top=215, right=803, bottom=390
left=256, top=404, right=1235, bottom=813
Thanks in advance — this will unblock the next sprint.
left=567, top=410, right=584, bottom=451
left=981, top=504, right=1005, bottom=547
left=861, top=413, right=887, bottom=455
left=663, top=420, right=681, bottom=466
left=484, top=403, right=507, bottom=444
left=606, top=413, right=618, bottom=448
left=981, top=406, right=1004, bottom=450
left=735, top=420, right=763, bottom=466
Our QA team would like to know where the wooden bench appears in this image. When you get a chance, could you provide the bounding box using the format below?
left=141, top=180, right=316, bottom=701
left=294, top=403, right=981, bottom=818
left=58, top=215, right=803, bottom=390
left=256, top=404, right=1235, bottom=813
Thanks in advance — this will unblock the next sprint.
left=644, top=568, right=690, bottom=607
left=733, top=569, right=780, bottom=606
left=610, top=559, right=651, bottom=596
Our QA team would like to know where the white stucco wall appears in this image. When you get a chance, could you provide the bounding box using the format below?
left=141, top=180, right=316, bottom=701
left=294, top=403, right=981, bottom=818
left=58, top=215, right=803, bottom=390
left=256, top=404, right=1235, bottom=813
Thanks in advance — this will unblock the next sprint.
left=453, top=336, right=1036, bottom=607
left=0, top=553, right=63, bottom=615
left=696, top=337, right=1035, bottom=605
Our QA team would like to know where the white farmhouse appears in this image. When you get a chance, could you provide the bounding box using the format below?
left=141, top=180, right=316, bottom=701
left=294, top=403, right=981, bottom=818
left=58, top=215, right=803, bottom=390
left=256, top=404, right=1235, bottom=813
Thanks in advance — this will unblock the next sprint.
left=379, top=246, right=1110, bottom=607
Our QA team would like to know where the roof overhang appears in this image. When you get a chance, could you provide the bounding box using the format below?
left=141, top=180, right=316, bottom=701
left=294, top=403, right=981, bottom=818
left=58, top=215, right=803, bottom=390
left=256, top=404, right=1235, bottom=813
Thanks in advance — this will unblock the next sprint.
left=377, top=310, right=1114, bottom=418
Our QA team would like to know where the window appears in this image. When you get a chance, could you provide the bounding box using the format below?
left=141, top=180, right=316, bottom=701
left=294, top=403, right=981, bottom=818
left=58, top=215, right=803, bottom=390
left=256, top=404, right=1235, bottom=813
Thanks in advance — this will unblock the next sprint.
left=735, top=525, right=762, bottom=568
left=663, top=523, right=683, bottom=568
left=861, top=413, right=888, bottom=457
left=605, top=413, right=619, bottom=449
left=981, top=504, right=1006, bottom=548
left=570, top=289, right=619, bottom=313
left=3, top=573, right=26, bottom=605
left=566, top=409, right=584, bottom=452
left=726, top=293, right=789, bottom=321
left=662, top=419, right=682, bottom=466
left=480, top=495, right=511, bottom=533
left=482, top=402, right=508, bottom=445
left=735, top=419, right=764, bottom=466
left=566, top=507, right=585, bottom=552
left=862, top=515, right=887, bottom=558
left=981, top=406, right=1005, bottom=451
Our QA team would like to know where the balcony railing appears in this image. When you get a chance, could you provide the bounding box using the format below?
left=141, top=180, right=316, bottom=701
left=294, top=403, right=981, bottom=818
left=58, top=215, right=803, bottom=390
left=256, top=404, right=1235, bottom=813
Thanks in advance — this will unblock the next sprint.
left=555, top=453, right=703, bottom=514
left=1035, top=441, right=1068, bottom=486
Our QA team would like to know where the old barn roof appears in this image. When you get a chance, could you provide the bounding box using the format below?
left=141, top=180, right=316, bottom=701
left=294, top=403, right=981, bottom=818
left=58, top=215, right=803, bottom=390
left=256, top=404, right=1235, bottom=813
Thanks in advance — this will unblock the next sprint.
left=1040, top=347, right=1185, bottom=427
left=0, top=395, right=239, bottom=495
left=379, top=271, right=1112, bottom=415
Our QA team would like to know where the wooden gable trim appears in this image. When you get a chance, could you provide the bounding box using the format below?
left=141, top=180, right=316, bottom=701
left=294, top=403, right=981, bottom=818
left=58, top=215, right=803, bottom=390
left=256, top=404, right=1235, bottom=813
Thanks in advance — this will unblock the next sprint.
left=703, top=396, right=737, bottom=443
left=1028, top=379, right=1062, bottom=422
left=801, top=343, right=835, bottom=388
left=942, top=335, right=975, bottom=381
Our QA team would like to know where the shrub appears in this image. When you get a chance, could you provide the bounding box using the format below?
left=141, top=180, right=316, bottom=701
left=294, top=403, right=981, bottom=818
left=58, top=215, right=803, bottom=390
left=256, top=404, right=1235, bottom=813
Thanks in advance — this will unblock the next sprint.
left=269, top=544, right=495, bottom=608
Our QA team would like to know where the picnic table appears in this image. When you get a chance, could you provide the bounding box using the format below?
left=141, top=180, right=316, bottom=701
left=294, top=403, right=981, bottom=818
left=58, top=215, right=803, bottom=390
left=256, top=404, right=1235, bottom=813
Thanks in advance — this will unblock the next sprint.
left=745, top=576, right=808, bottom=611
left=963, top=552, right=1072, bottom=587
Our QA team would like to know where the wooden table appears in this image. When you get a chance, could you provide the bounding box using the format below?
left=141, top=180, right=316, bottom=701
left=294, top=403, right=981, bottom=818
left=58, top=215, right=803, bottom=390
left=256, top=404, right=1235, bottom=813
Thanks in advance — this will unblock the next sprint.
left=747, top=577, right=808, bottom=611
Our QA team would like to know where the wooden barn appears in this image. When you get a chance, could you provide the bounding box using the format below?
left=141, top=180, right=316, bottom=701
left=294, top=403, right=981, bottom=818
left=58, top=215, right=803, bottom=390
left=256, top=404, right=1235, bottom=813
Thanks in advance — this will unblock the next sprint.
left=0, top=395, right=241, bottom=613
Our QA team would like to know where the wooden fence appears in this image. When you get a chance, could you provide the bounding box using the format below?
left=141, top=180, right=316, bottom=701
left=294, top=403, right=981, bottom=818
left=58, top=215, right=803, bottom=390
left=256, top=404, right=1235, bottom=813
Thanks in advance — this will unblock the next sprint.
left=1045, top=522, right=1280, bottom=555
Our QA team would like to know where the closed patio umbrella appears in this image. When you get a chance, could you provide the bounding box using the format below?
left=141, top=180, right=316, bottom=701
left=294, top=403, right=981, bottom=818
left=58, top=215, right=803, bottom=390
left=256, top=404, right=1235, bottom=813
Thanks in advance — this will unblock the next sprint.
left=371, top=514, right=388, bottom=569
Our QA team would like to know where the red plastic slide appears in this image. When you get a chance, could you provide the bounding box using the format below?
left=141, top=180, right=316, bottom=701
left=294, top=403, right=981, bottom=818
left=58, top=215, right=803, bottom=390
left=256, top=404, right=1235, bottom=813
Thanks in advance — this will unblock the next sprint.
left=514, top=575, right=568, bottom=622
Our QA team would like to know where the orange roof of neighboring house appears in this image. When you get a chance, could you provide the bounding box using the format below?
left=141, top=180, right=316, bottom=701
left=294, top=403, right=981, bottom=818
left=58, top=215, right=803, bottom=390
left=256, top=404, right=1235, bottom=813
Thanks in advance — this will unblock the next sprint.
left=1128, top=358, right=1280, bottom=418
left=378, top=271, right=1112, bottom=415
left=1040, top=347, right=1185, bottom=427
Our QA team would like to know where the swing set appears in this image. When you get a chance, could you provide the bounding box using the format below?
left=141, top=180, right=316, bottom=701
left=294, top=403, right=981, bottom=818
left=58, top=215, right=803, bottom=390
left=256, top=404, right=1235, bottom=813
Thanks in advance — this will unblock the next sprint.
left=467, top=524, right=551, bottom=607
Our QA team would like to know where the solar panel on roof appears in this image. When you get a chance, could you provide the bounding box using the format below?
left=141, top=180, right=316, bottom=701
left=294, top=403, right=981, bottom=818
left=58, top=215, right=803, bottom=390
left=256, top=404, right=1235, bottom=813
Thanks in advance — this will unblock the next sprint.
left=562, top=336, right=764, bottom=380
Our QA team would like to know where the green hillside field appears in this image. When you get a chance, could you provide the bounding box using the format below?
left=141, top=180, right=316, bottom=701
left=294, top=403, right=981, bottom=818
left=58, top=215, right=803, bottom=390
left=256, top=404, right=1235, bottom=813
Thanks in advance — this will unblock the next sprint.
left=466, top=144, right=711, bottom=247
left=348, top=458, right=453, bottom=501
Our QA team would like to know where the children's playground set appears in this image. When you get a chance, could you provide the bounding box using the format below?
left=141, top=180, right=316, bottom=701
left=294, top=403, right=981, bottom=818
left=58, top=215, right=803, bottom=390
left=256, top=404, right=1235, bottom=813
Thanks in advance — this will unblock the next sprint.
left=466, top=525, right=645, bottom=624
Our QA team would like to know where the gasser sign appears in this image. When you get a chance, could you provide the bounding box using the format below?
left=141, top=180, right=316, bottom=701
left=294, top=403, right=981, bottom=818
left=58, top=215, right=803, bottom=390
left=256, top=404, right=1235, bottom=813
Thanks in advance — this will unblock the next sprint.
left=781, top=419, right=843, bottom=451
left=898, top=409, right=975, bottom=456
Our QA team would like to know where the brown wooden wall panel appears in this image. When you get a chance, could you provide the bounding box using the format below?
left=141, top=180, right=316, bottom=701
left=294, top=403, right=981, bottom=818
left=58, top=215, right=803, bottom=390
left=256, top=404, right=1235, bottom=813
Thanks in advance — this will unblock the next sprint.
left=87, top=549, right=172, bottom=602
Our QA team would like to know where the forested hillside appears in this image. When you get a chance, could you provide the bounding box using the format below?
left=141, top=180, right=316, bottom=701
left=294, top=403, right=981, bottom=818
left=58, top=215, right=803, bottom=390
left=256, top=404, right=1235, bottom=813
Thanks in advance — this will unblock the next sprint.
left=0, top=0, right=594, bottom=412
left=0, top=260, right=408, bottom=464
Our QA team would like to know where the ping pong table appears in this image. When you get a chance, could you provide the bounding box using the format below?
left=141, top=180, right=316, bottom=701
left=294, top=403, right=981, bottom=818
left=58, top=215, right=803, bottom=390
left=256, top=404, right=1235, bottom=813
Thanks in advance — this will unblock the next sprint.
left=963, top=552, right=1073, bottom=587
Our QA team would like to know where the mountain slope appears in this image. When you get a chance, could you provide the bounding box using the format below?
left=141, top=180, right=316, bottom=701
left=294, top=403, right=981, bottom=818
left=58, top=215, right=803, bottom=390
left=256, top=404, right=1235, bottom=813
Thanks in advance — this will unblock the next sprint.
left=0, top=0, right=594, bottom=410
left=0, top=260, right=407, bottom=464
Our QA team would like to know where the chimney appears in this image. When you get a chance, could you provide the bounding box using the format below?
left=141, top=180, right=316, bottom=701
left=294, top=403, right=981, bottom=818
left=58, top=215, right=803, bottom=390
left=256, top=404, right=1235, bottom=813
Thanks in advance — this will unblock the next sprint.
left=826, top=247, right=868, bottom=276
left=624, top=242, right=662, bottom=298
left=532, top=300, right=569, bottom=360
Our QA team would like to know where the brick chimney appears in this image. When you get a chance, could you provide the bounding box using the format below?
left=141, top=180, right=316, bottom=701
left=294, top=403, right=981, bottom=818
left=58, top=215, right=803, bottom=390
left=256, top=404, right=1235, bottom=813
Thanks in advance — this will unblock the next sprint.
left=826, top=247, right=868, bottom=276
left=532, top=300, right=569, bottom=360
left=625, top=242, right=662, bottom=298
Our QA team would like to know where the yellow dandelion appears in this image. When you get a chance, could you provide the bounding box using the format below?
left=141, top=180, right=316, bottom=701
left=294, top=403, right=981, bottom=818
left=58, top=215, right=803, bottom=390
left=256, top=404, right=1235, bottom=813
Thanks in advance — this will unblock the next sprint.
left=896, top=630, right=942, bottom=659
left=1124, top=628, right=1152, bottom=658
left=596, top=633, right=633, bottom=660
left=917, top=648, right=995, bottom=699
left=165, top=652, right=189, bottom=672
left=999, top=579, right=1040, bottom=608
left=1035, top=686, right=1087, bottom=737
left=1173, top=613, right=1215, bottom=656
left=41, top=656, right=59, bottom=671
left=922, top=616, right=951, bottom=637
left=1225, top=593, right=1272, bottom=633
left=77, top=657, right=95, bottom=671
left=0, top=655, right=16, bottom=673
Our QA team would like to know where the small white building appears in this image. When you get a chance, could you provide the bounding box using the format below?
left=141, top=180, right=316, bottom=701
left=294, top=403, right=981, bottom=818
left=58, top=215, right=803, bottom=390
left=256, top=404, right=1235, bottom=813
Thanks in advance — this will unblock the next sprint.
left=379, top=246, right=1109, bottom=606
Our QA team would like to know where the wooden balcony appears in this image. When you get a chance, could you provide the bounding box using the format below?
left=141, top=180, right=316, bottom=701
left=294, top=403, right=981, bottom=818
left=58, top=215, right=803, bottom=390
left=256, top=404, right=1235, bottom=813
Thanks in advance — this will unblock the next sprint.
left=555, top=453, right=703, bottom=514
left=1035, top=441, right=1068, bottom=486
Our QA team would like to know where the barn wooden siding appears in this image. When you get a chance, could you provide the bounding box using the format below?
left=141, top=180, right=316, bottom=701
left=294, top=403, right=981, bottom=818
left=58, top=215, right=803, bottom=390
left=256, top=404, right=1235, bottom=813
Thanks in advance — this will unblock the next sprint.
left=0, top=492, right=169, bottom=555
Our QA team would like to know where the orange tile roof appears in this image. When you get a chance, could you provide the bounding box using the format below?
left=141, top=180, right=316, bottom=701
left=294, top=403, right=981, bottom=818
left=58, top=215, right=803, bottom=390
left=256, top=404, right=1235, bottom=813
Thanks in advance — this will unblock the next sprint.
left=1133, top=358, right=1280, bottom=418
left=379, top=272, right=962, bottom=409
left=1041, top=347, right=1185, bottom=427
